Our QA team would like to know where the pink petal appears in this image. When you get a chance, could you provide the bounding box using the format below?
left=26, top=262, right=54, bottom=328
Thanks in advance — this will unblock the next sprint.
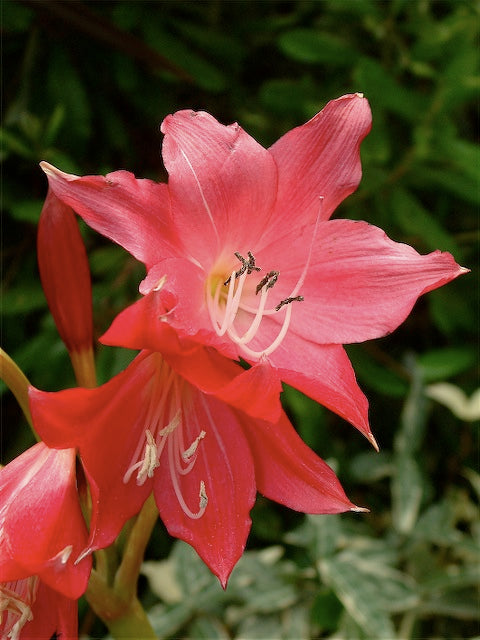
left=40, top=162, right=179, bottom=269
left=154, top=391, right=256, bottom=587
left=161, top=110, right=278, bottom=267
left=240, top=411, right=357, bottom=513
left=271, top=219, right=468, bottom=345
left=101, top=258, right=238, bottom=357
left=37, top=188, right=93, bottom=353
left=0, top=443, right=91, bottom=599
left=272, top=335, right=373, bottom=443
left=267, top=94, right=371, bottom=239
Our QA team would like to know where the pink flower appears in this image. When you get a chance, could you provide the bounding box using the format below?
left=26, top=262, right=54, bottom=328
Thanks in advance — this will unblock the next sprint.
left=40, top=94, right=467, bottom=444
left=0, top=443, right=91, bottom=598
left=0, top=443, right=90, bottom=638
left=29, top=346, right=362, bottom=587
left=0, top=577, right=77, bottom=640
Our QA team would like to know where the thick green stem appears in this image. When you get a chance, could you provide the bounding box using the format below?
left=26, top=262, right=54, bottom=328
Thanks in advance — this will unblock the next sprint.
left=86, top=495, right=159, bottom=639
left=0, top=347, right=36, bottom=433
left=69, top=346, right=97, bottom=388
left=86, top=571, right=157, bottom=639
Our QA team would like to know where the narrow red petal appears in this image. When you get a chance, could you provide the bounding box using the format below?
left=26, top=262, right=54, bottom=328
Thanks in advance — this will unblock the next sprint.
left=240, top=411, right=356, bottom=513
left=154, top=392, right=256, bottom=587
left=161, top=110, right=278, bottom=267
left=37, top=188, right=93, bottom=353
left=40, top=162, right=179, bottom=269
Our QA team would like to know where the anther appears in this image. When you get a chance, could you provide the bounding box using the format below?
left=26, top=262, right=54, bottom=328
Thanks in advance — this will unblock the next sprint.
left=275, top=295, right=304, bottom=311
left=182, top=430, right=206, bottom=461
left=255, top=270, right=279, bottom=294
left=199, top=481, right=208, bottom=509
left=224, top=251, right=261, bottom=285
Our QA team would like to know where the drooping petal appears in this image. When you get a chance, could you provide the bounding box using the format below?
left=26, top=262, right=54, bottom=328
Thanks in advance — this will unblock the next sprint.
left=161, top=110, right=278, bottom=267
left=40, top=162, right=179, bottom=269
left=267, top=94, right=371, bottom=239
left=242, top=328, right=372, bottom=440
left=0, top=443, right=91, bottom=599
left=37, top=188, right=93, bottom=354
left=28, top=355, right=157, bottom=553
left=240, top=411, right=358, bottom=514
left=153, top=391, right=256, bottom=587
left=266, top=218, right=468, bottom=345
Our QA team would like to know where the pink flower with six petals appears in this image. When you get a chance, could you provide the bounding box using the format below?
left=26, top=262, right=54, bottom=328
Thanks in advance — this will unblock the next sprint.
left=39, top=94, right=467, bottom=446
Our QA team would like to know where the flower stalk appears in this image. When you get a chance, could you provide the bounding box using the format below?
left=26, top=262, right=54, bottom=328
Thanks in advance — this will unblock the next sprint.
left=0, top=348, right=34, bottom=431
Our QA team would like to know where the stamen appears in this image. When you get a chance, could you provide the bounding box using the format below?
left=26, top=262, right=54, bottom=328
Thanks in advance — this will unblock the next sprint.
left=0, top=577, right=38, bottom=640
left=275, top=295, right=304, bottom=311
left=123, top=430, right=159, bottom=485
left=224, top=251, right=261, bottom=285
left=255, top=270, right=279, bottom=294
left=167, top=431, right=208, bottom=520
left=182, top=430, right=206, bottom=461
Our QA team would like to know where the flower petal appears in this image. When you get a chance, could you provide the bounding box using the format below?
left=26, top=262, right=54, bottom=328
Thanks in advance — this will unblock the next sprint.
left=275, top=219, right=468, bottom=344
left=274, top=336, right=372, bottom=442
left=29, top=355, right=157, bottom=553
left=240, top=411, right=357, bottom=513
left=153, top=391, right=256, bottom=587
left=40, top=162, right=179, bottom=269
left=0, top=443, right=91, bottom=599
left=161, top=110, right=278, bottom=267
left=267, top=94, right=371, bottom=237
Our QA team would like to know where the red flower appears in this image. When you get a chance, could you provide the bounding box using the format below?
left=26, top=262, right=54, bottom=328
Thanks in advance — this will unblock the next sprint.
left=37, top=187, right=93, bottom=356
left=29, top=346, right=362, bottom=587
left=39, top=94, right=467, bottom=444
left=0, top=443, right=91, bottom=598
left=0, top=577, right=77, bottom=640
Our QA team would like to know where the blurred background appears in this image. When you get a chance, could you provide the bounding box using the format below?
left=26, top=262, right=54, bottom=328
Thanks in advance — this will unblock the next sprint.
left=1, top=1, right=478, bottom=638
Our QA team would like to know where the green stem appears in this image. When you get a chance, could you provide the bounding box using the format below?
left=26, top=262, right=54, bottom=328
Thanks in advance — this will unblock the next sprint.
left=86, top=494, right=159, bottom=639
left=69, top=346, right=97, bottom=388
left=0, top=347, right=36, bottom=433
left=86, top=571, right=157, bottom=639
left=114, top=493, right=158, bottom=599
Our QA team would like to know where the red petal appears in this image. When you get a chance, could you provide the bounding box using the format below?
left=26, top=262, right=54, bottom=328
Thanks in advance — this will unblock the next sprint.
left=240, top=411, right=356, bottom=513
left=161, top=110, right=278, bottom=267
left=37, top=188, right=93, bottom=353
left=267, top=93, right=371, bottom=242
left=153, top=392, right=256, bottom=587
left=24, top=582, right=78, bottom=640
left=29, top=356, right=157, bottom=553
left=40, top=163, right=179, bottom=269
left=0, top=443, right=91, bottom=598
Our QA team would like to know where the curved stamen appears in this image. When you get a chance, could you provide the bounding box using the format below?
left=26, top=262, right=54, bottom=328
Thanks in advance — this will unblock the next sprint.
left=167, top=430, right=208, bottom=520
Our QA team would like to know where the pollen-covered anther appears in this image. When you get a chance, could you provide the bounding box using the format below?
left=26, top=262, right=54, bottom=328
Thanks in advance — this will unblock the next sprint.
left=182, top=430, right=206, bottom=461
left=123, top=429, right=160, bottom=486
left=275, top=295, right=304, bottom=311
left=199, top=480, right=208, bottom=509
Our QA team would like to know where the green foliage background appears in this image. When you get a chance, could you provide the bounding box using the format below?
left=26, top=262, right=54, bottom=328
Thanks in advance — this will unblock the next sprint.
left=1, top=1, right=478, bottom=638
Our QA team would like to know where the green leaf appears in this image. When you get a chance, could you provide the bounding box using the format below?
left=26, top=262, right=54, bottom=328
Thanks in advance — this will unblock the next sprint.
left=8, top=199, right=43, bottom=224
left=319, top=553, right=418, bottom=638
left=417, top=347, right=476, bottom=382
left=188, top=615, right=230, bottom=639
left=278, top=29, right=356, bottom=65
left=390, top=188, right=463, bottom=258
left=391, top=454, right=424, bottom=534
left=346, top=345, right=408, bottom=398
left=353, top=57, right=428, bottom=121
